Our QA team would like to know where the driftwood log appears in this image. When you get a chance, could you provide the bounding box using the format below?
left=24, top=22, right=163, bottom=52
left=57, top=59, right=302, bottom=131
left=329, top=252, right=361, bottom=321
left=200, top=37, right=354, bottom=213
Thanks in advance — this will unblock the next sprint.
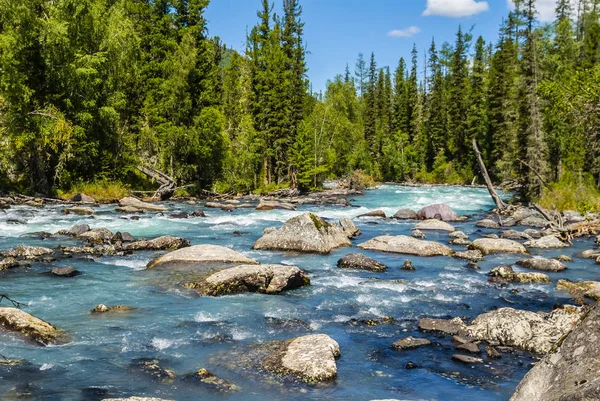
left=137, top=166, right=176, bottom=201
left=472, top=139, right=507, bottom=211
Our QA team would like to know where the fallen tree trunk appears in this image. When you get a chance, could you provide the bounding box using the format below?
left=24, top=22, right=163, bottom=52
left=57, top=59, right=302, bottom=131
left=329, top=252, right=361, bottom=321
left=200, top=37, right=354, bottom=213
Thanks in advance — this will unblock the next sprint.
left=472, top=139, right=507, bottom=211
left=137, top=166, right=176, bottom=201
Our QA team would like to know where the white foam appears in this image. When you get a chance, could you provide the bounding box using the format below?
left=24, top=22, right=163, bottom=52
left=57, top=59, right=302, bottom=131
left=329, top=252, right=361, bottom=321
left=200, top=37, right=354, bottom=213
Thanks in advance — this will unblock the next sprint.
left=40, top=363, right=54, bottom=371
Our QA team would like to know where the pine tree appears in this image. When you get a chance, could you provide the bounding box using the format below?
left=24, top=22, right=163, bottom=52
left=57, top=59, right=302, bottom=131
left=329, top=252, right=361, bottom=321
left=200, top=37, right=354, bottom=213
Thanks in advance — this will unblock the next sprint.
left=425, top=38, right=447, bottom=168
left=466, top=36, right=489, bottom=171
left=355, top=53, right=367, bottom=97
left=364, top=53, right=377, bottom=156
left=447, top=25, right=470, bottom=164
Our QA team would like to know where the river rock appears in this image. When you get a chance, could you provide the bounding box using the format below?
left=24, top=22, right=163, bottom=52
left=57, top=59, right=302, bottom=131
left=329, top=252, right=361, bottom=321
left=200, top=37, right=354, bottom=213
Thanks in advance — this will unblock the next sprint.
left=62, top=206, right=95, bottom=216
left=465, top=306, right=583, bottom=354
left=416, top=203, right=459, bottom=221
left=358, top=235, right=453, bottom=257
left=78, top=228, right=114, bottom=245
left=476, top=219, right=500, bottom=229
left=0, top=307, right=68, bottom=345
left=556, top=255, right=572, bottom=262
left=392, top=209, right=417, bottom=219
left=488, top=265, right=551, bottom=284
left=520, top=216, right=548, bottom=228
left=452, top=354, right=483, bottom=364
left=115, top=206, right=143, bottom=214
left=449, top=238, right=471, bottom=246
left=414, top=219, right=456, bottom=232
left=524, top=229, right=543, bottom=239
left=501, top=230, right=532, bottom=240
left=256, top=201, right=296, bottom=211
left=516, top=258, right=567, bottom=272
left=0, top=257, right=28, bottom=270
left=2, top=245, right=54, bottom=260
left=449, top=231, right=469, bottom=239
left=147, top=244, right=258, bottom=269
left=337, top=254, right=387, bottom=272
left=130, top=358, right=176, bottom=382
left=391, top=336, right=431, bottom=350
left=253, top=213, right=351, bottom=254
left=339, top=217, right=361, bottom=238
left=57, top=224, right=90, bottom=236
left=418, top=317, right=466, bottom=336
left=357, top=210, right=386, bottom=218
left=524, top=235, right=568, bottom=249
left=578, top=249, right=600, bottom=259
left=557, top=279, right=600, bottom=300
left=470, top=238, right=527, bottom=255
left=453, top=250, right=484, bottom=262
left=509, top=304, right=600, bottom=401
left=183, top=368, right=239, bottom=392
left=71, top=193, right=95, bottom=204
left=50, top=267, right=81, bottom=277
left=91, top=304, right=135, bottom=314
left=457, top=342, right=481, bottom=353
left=401, top=260, right=415, bottom=270
left=411, top=229, right=426, bottom=239
left=183, top=264, right=310, bottom=296
left=119, top=197, right=168, bottom=212
left=191, top=209, right=206, bottom=217
left=262, top=334, right=340, bottom=382
left=123, top=236, right=190, bottom=251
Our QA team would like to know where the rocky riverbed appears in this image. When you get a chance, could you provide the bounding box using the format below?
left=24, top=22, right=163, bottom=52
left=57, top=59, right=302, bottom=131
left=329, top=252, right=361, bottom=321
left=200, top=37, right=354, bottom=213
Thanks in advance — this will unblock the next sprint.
left=0, top=184, right=598, bottom=400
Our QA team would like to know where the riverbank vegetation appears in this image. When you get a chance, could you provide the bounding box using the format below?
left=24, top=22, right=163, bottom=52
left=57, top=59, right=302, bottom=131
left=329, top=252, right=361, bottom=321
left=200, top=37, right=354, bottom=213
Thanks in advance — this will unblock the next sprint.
left=1, top=0, right=600, bottom=210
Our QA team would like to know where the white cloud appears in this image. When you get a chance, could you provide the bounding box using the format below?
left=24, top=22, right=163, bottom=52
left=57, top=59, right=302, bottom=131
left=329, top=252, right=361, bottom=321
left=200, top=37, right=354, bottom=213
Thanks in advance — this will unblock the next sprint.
left=388, top=26, right=421, bottom=37
left=423, top=0, right=490, bottom=18
left=506, top=0, right=577, bottom=23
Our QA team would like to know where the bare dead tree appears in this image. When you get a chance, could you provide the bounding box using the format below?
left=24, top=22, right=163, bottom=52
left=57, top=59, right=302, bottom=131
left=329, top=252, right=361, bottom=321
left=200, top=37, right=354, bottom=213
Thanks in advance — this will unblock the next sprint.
left=472, top=139, right=507, bottom=211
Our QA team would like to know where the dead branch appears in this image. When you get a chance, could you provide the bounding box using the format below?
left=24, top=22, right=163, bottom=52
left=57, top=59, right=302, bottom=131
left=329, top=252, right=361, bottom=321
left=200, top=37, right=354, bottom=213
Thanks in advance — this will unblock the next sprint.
left=517, top=158, right=552, bottom=191
left=473, top=139, right=507, bottom=211
left=0, top=294, right=28, bottom=308
left=137, top=166, right=176, bottom=201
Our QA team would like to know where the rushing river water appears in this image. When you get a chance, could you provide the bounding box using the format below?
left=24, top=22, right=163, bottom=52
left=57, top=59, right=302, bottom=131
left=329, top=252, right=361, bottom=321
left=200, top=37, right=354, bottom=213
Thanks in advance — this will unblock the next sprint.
left=0, top=184, right=596, bottom=401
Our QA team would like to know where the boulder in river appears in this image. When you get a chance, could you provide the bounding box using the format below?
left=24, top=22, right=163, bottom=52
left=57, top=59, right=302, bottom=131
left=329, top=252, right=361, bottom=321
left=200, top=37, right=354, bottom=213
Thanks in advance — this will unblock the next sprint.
left=358, top=235, right=453, bottom=257
left=123, top=236, right=190, bottom=251
left=337, top=254, right=387, bottom=272
left=519, top=216, right=548, bottom=228
left=61, top=206, right=95, bottom=216
left=256, top=200, right=296, bottom=211
left=476, top=219, right=500, bottom=229
left=401, top=260, right=415, bottom=271
left=0, top=307, right=68, bottom=346
left=465, top=306, right=583, bottom=354
left=2, top=245, right=54, bottom=260
left=391, top=336, right=431, bottom=350
left=339, top=217, right=361, bottom=238
left=453, top=250, right=484, bottom=262
left=70, top=193, right=95, bottom=204
left=77, top=228, right=114, bottom=245
left=556, top=279, right=600, bottom=300
left=90, top=304, right=135, bottom=314
left=411, top=229, right=426, bottom=239
left=469, top=238, right=527, bottom=255
left=452, top=354, right=483, bottom=364
left=413, top=219, right=456, bottom=232
left=392, top=208, right=417, bottom=220
left=253, top=213, right=351, bottom=254
left=509, top=304, right=600, bottom=401
left=488, top=265, right=551, bottom=284
left=516, top=258, right=567, bottom=272
left=50, top=267, right=81, bottom=277
left=449, top=231, right=469, bottom=239
left=418, top=317, right=466, bottom=336
left=56, top=224, right=90, bottom=237
left=501, top=230, right=532, bottom=240
left=191, top=209, right=206, bottom=217
left=147, top=244, right=258, bottom=269
left=118, top=197, right=168, bottom=212
left=416, top=203, right=459, bottom=221
left=115, top=206, right=144, bottom=214
left=524, top=235, right=568, bottom=249
left=182, top=368, right=239, bottom=392
left=183, top=264, right=310, bottom=296
left=357, top=210, right=386, bottom=218
left=262, top=334, right=341, bottom=383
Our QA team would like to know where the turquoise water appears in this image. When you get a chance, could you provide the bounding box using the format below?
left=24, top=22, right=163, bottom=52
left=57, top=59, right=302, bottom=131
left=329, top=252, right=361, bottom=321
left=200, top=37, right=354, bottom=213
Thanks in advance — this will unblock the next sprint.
left=0, top=185, right=595, bottom=400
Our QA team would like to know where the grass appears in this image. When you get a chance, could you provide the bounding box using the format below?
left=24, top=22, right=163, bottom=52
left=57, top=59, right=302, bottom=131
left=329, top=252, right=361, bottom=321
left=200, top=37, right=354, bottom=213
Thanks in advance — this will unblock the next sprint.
left=58, top=180, right=131, bottom=203
left=538, top=173, right=600, bottom=214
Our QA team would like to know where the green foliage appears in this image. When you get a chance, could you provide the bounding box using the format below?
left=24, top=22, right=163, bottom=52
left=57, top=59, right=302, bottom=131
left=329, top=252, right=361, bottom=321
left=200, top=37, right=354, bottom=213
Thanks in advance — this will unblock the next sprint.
left=58, top=180, right=130, bottom=203
left=538, top=172, right=600, bottom=213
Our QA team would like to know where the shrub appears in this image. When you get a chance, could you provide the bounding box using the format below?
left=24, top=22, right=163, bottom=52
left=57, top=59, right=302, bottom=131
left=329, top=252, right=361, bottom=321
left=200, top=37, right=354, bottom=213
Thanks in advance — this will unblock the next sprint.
left=538, top=172, right=600, bottom=213
left=58, top=180, right=131, bottom=203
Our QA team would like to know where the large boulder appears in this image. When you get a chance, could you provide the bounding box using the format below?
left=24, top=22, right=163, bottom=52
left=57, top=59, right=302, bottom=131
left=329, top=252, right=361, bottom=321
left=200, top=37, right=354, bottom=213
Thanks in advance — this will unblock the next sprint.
left=358, top=235, right=453, bottom=257
left=337, top=254, right=387, bottom=272
left=262, top=334, right=341, bottom=383
left=77, top=228, right=114, bottom=245
left=470, top=238, right=527, bottom=255
left=357, top=210, right=386, bottom=218
left=524, top=236, right=569, bottom=249
left=488, top=265, right=551, bottom=284
left=413, top=219, right=456, bottom=232
left=510, top=304, right=600, bottom=401
left=2, top=245, right=54, bottom=260
left=123, top=236, right=190, bottom=251
left=392, top=208, right=417, bottom=220
left=56, top=224, right=90, bottom=237
left=252, top=213, right=351, bottom=254
left=557, top=279, right=600, bottom=301
left=416, top=203, right=459, bottom=221
left=118, top=197, right=168, bottom=212
left=465, top=306, right=583, bottom=354
left=184, top=264, right=310, bottom=296
left=0, top=307, right=68, bottom=346
left=147, top=244, right=257, bottom=269
left=516, top=258, right=567, bottom=272
left=419, top=317, right=466, bottom=336
left=339, top=217, right=361, bottom=238
left=476, top=219, right=500, bottom=229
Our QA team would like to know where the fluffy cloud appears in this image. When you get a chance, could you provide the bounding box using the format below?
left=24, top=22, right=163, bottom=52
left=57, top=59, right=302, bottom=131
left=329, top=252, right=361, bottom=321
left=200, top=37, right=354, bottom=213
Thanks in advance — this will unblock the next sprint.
left=423, top=0, right=490, bottom=18
left=388, top=26, right=421, bottom=37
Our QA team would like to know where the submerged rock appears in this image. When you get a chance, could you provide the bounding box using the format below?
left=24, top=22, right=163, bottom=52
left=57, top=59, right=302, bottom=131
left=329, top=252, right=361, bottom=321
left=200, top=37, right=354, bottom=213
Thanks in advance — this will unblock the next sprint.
left=358, top=235, right=453, bottom=257
left=147, top=244, right=258, bottom=269
left=182, top=368, right=239, bottom=392
left=191, top=209, right=206, bottom=217
left=416, top=203, right=459, bottom=221
left=392, top=208, right=417, bottom=219
left=253, top=213, right=351, bottom=254
left=262, top=334, right=341, bottom=383
left=516, top=258, right=567, bottom=272
left=414, top=219, right=456, bottom=232
left=130, top=358, right=176, bottom=382
left=524, top=235, right=568, bottom=249
left=452, top=354, right=483, bottom=364
left=556, top=279, right=600, bottom=300
left=0, top=257, right=29, bottom=270
left=339, top=217, right=361, bottom=238
left=401, top=260, right=415, bottom=271
left=123, top=236, right=190, bottom=251
left=488, top=265, right=551, bottom=284
left=183, top=264, right=310, bottom=296
left=391, top=336, right=431, bottom=350
left=465, top=306, right=583, bottom=354
left=0, top=307, right=68, bottom=346
left=115, top=206, right=144, bottom=214
left=90, top=304, right=135, bottom=314
left=509, top=304, right=600, bottom=401
left=470, top=238, right=527, bottom=255
left=357, top=210, right=386, bottom=218
left=337, top=254, right=387, bottom=272
left=119, top=197, right=168, bottom=212
left=50, top=267, right=81, bottom=277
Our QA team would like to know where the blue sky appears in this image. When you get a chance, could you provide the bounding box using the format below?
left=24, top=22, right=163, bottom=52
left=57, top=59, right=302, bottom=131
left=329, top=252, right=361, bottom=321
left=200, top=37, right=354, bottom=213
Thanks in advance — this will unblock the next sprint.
left=205, top=0, right=560, bottom=92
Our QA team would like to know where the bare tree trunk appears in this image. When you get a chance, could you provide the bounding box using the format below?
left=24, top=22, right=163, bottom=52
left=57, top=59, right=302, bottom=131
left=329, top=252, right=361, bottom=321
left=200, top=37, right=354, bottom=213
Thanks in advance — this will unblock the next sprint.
left=137, top=166, right=176, bottom=201
left=473, top=139, right=507, bottom=211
